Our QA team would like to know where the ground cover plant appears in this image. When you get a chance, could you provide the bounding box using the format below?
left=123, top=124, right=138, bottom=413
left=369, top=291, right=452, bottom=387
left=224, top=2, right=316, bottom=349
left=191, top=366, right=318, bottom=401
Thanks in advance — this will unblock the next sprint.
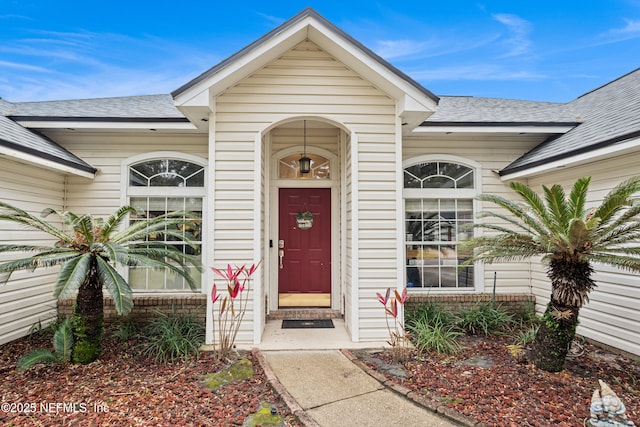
left=360, top=300, right=639, bottom=426
left=0, top=322, right=300, bottom=427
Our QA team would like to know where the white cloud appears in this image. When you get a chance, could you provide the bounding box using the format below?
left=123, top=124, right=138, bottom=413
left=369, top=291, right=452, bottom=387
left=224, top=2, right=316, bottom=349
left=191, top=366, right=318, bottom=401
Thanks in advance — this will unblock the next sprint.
left=492, top=13, right=532, bottom=56
left=256, top=12, right=286, bottom=27
left=599, top=18, right=640, bottom=43
left=410, top=64, right=545, bottom=82
left=609, top=18, right=640, bottom=35
left=0, top=60, right=50, bottom=73
left=373, top=39, right=429, bottom=59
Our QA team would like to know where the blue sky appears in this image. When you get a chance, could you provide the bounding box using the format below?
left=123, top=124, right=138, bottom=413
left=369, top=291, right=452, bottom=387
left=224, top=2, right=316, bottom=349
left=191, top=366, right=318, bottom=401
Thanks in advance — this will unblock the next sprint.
left=1, top=1, right=640, bottom=103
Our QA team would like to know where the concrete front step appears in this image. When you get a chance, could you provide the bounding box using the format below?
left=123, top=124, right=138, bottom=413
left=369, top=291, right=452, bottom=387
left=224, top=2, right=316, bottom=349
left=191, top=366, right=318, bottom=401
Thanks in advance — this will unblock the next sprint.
left=267, top=309, right=342, bottom=320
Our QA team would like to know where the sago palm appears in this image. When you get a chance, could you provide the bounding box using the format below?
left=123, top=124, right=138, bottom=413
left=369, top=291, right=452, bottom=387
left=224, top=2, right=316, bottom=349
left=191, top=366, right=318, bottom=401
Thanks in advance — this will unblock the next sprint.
left=464, top=176, right=640, bottom=371
left=0, top=203, right=202, bottom=364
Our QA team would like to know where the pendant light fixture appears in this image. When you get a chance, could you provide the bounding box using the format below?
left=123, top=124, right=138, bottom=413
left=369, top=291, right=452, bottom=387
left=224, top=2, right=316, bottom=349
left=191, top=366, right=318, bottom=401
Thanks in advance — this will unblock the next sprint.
left=299, top=120, right=311, bottom=174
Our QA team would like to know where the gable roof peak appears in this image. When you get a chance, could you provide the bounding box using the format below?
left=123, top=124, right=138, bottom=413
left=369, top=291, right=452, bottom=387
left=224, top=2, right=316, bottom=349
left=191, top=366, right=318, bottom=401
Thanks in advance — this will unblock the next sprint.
left=171, top=8, right=437, bottom=102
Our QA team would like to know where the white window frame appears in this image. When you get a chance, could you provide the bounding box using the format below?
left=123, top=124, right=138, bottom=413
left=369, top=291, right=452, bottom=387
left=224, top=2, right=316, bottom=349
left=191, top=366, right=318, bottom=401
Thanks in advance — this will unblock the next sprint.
left=121, top=152, right=207, bottom=293
left=402, top=154, right=483, bottom=292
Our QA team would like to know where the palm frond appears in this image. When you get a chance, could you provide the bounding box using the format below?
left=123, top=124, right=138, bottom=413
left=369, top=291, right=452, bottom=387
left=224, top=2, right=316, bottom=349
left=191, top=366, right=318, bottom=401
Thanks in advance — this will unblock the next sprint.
left=476, top=210, right=538, bottom=235
left=464, top=234, right=544, bottom=264
left=101, top=205, right=138, bottom=237
left=126, top=248, right=202, bottom=276
left=0, top=202, right=72, bottom=242
left=593, top=203, right=640, bottom=244
left=508, top=181, right=553, bottom=228
left=592, top=223, right=640, bottom=250
left=72, top=214, right=95, bottom=245
left=58, top=209, right=80, bottom=226
left=53, top=254, right=91, bottom=299
left=593, top=176, right=640, bottom=224
left=568, top=176, right=591, bottom=219
left=52, top=318, right=73, bottom=362
left=543, top=184, right=569, bottom=233
left=0, top=252, right=81, bottom=273
left=95, top=256, right=133, bottom=315
left=586, top=253, right=640, bottom=272
left=477, top=193, right=549, bottom=237
left=0, top=244, right=71, bottom=254
left=17, top=350, right=59, bottom=371
left=111, top=213, right=200, bottom=245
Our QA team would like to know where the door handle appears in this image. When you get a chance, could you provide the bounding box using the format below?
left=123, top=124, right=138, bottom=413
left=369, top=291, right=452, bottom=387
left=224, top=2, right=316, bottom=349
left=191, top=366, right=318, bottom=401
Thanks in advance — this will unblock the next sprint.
left=279, top=249, right=284, bottom=269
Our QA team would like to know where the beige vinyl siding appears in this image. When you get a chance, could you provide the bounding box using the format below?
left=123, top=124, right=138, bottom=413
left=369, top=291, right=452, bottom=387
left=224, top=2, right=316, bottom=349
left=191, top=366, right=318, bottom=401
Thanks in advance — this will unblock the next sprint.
left=357, top=126, right=399, bottom=340
left=0, top=158, right=65, bottom=344
left=216, top=40, right=397, bottom=342
left=527, top=152, right=640, bottom=356
left=343, top=134, right=355, bottom=336
left=270, top=126, right=339, bottom=156
left=257, top=134, right=267, bottom=338
left=47, top=132, right=207, bottom=215
left=402, top=134, right=542, bottom=294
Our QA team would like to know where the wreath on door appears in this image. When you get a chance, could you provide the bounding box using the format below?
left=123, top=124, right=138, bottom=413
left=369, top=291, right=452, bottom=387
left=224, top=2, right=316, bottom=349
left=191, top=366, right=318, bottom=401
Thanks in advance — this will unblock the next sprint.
left=296, top=210, right=314, bottom=230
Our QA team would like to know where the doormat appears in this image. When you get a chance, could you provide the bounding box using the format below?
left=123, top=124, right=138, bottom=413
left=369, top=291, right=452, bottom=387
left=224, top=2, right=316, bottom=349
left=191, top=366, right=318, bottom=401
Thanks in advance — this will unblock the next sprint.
left=281, top=319, right=334, bottom=329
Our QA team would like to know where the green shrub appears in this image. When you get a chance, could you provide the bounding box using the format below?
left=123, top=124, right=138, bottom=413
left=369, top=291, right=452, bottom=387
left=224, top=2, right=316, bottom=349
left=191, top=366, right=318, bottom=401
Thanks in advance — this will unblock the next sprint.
left=407, top=317, right=464, bottom=355
left=113, top=318, right=137, bottom=342
left=18, top=317, right=73, bottom=370
left=405, top=302, right=459, bottom=328
left=140, top=310, right=205, bottom=364
left=457, top=302, right=514, bottom=335
left=513, top=323, right=540, bottom=346
left=513, top=300, right=539, bottom=325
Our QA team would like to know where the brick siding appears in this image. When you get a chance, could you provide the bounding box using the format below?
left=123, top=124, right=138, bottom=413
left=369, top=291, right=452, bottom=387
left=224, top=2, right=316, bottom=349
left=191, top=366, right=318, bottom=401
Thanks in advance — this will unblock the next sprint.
left=405, top=293, right=535, bottom=316
left=57, top=295, right=207, bottom=324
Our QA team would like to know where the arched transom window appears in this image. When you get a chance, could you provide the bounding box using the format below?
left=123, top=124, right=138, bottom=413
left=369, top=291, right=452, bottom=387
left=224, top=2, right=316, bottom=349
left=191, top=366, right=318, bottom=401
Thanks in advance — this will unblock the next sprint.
left=127, top=158, right=205, bottom=291
left=404, top=161, right=476, bottom=290
left=404, top=162, right=474, bottom=189
left=278, top=153, right=330, bottom=180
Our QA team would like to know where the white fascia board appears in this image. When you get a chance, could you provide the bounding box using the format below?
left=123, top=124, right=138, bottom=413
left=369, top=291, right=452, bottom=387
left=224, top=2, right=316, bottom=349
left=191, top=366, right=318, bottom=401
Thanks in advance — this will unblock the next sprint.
left=412, top=125, right=575, bottom=134
left=501, top=136, right=640, bottom=181
left=0, top=145, right=95, bottom=179
left=16, top=120, right=198, bottom=131
left=307, top=25, right=437, bottom=115
left=398, top=94, right=436, bottom=131
left=174, top=13, right=437, bottom=125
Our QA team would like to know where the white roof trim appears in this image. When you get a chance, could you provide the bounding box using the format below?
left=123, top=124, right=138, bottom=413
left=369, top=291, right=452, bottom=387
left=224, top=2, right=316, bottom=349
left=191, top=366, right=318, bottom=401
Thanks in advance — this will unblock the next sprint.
left=413, top=125, right=575, bottom=134
left=501, top=136, right=640, bottom=181
left=15, top=120, right=198, bottom=131
left=0, top=145, right=96, bottom=179
left=173, top=13, right=437, bottom=128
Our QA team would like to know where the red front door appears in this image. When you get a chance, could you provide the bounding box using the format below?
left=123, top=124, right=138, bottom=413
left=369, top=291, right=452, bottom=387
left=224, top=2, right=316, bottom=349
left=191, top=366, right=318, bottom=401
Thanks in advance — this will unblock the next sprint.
left=278, top=188, right=331, bottom=307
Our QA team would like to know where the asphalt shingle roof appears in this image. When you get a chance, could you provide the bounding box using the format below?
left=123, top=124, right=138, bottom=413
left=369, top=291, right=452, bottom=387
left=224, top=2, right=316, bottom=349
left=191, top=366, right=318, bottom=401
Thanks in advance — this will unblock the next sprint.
left=424, top=96, right=580, bottom=124
left=502, top=68, right=640, bottom=174
left=0, top=101, right=96, bottom=174
left=8, top=94, right=186, bottom=120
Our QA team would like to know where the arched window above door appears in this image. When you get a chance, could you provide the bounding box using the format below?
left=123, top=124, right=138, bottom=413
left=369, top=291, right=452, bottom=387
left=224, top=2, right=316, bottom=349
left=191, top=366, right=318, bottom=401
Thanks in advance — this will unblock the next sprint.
left=278, top=153, right=330, bottom=180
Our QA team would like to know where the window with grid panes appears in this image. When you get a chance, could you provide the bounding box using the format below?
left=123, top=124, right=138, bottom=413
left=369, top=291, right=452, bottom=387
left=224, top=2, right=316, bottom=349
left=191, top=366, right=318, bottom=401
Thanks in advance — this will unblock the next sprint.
left=127, top=159, right=204, bottom=291
left=404, top=161, right=475, bottom=289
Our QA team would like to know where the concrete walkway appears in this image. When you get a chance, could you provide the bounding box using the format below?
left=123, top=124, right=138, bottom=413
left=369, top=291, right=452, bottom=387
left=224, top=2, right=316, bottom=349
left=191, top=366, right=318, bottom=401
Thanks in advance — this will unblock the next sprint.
left=259, top=349, right=461, bottom=427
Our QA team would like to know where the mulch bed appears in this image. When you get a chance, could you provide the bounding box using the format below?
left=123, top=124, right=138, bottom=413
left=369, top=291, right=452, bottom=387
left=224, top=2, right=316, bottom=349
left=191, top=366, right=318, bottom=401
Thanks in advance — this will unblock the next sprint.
left=3, top=327, right=638, bottom=427
left=0, top=327, right=300, bottom=427
left=357, top=335, right=639, bottom=427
